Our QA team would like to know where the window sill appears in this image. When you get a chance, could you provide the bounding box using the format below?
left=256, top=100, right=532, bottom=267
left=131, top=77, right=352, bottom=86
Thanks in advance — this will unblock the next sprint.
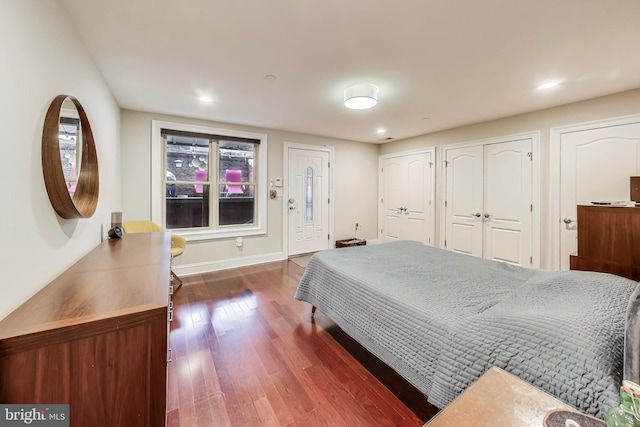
left=175, top=226, right=266, bottom=242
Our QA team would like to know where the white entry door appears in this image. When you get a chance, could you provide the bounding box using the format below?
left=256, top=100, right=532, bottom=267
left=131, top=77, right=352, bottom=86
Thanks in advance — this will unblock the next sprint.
left=559, top=122, right=640, bottom=270
left=380, top=151, right=434, bottom=245
left=444, top=139, right=533, bottom=266
left=287, top=147, right=331, bottom=256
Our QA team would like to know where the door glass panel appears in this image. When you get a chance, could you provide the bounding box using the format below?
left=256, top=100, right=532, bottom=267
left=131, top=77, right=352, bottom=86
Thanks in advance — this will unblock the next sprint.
left=306, top=167, right=313, bottom=221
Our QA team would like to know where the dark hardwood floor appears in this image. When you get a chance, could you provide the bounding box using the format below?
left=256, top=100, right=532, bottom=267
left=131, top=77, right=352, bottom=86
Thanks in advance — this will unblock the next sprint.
left=166, top=260, right=439, bottom=426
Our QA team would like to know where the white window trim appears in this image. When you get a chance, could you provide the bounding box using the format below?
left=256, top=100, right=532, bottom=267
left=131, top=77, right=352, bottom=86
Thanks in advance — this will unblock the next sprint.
left=151, top=120, right=268, bottom=241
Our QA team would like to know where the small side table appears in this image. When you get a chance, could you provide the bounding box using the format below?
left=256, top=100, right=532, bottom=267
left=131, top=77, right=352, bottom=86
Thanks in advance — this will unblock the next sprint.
left=335, top=238, right=366, bottom=248
left=424, top=367, right=579, bottom=427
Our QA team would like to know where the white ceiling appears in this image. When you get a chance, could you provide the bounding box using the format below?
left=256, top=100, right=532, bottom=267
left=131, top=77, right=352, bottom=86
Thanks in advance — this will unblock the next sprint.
left=61, top=0, right=640, bottom=143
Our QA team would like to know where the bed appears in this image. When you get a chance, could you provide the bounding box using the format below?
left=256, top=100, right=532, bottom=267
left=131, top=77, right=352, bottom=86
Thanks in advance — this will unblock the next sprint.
left=294, top=240, right=640, bottom=419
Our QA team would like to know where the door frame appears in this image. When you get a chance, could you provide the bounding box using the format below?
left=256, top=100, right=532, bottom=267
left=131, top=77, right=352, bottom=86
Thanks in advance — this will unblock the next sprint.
left=440, top=131, right=541, bottom=267
left=378, top=147, right=436, bottom=245
left=549, top=113, right=640, bottom=270
left=283, top=142, right=335, bottom=257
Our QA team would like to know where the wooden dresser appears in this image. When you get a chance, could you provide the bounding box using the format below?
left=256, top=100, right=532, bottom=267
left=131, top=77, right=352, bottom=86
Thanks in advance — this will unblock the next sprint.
left=0, top=232, right=172, bottom=426
left=570, top=205, right=640, bottom=280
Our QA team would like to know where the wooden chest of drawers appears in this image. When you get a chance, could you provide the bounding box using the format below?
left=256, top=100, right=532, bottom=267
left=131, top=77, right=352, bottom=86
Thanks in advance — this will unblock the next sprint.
left=0, top=232, right=172, bottom=426
left=570, top=205, right=640, bottom=280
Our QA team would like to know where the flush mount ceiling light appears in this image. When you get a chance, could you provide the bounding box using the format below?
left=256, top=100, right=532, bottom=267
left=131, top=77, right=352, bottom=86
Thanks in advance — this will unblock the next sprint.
left=344, top=83, right=378, bottom=110
left=199, top=96, right=213, bottom=103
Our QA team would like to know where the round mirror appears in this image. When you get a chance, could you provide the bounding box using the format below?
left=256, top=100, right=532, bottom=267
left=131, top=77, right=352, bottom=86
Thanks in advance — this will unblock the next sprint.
left=42, top=95, right=99, bottom=218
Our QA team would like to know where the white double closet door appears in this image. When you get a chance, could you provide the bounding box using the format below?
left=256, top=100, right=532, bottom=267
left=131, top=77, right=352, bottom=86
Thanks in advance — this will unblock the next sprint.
left=379, top=150, right=435, bottom=245
left=444, top=138, right=533, bottom=266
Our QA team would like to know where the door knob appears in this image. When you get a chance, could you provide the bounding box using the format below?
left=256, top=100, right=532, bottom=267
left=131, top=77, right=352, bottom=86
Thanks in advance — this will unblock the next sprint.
left=484, top=213, right=491, bottom=218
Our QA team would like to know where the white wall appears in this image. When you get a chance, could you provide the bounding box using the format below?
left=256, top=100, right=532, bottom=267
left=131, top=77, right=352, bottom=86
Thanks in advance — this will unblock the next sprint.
left=6, top=2, right=634, bottom=321
left=0, top=1, right=120, bottom=320
left=120, top=110, right=379, bottom=273
left=379, top=88, right=640, bottom=270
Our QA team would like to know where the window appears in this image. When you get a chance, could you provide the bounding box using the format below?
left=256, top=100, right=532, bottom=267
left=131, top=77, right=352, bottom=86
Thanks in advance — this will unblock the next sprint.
left=152, top=121, right=267, bottom=240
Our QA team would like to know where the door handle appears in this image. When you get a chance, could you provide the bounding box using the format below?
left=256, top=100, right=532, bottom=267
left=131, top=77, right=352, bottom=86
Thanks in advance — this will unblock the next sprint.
left=471, top=213, right=481, bottom=218
left=563, top=218, right=575, bottom=224
left=289, top=206, right=295, bottom=210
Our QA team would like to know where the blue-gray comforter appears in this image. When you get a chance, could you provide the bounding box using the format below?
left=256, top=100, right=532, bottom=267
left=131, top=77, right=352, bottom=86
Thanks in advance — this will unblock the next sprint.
left=294, top=241, right=639, bottom=418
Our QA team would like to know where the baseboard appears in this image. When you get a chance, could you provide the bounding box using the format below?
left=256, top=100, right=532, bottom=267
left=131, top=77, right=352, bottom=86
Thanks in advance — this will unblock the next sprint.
left=173, top=251, right=286, bottom=276
left=173, top=241, right=379, bottom=276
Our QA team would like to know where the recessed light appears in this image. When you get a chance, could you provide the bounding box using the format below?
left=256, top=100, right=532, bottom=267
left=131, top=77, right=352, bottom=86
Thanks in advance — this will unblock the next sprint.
left=376, top=128, right=386, bottom=134
left=538, top=81, right=560, bottom=90
left=199, top=96, right=213, bottom=103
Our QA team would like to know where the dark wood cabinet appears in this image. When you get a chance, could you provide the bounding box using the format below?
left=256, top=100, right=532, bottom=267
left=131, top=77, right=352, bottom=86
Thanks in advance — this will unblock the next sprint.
left=0, top=232, right=172, bottom=426
left=570, top=205, right=640, bottom=280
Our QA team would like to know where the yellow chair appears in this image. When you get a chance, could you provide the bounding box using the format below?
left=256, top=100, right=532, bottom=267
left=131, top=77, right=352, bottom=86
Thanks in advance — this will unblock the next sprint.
left=122, top=220, right=186, bottom=292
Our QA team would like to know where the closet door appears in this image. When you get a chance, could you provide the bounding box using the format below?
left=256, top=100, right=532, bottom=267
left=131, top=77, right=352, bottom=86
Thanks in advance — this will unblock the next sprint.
left=380, top=151, right=434, bottom=245
left=483, top=139, right=532, bottom=266
left=444, top=145, right=484, bottom=256
left=559, top=122, right=640, bottom=270
left=380, top=157, right=405, bottom=241
left=444, top=139, right=533, bottom=266
left=404, top=152, right=432, bottom=244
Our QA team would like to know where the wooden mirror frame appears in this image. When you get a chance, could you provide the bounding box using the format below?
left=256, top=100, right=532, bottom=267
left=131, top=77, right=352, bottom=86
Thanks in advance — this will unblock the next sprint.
left=42, top=95, right=99, bottom=219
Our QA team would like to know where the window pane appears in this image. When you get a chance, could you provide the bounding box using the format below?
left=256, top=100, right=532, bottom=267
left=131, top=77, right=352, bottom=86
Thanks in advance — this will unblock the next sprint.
left=165, top=133, right=211, bottom=229
left=218, top=140, right=256, bottom=226
left=219, top=184, right=255, bottom=226
left=218, top=140, right=255, bottom=182
left=166, top=135, right=210, bottom=186
left=166, top=184, right=210, bottom=229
